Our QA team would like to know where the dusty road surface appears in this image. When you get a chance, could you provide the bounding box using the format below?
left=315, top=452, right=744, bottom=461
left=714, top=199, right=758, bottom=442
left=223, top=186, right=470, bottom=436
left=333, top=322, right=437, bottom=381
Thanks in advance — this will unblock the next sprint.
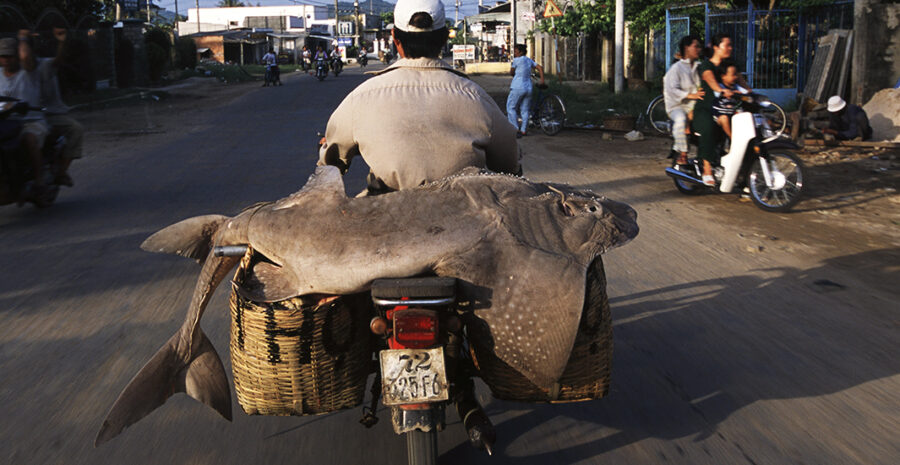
left=1, top=64, right=898, bottom=465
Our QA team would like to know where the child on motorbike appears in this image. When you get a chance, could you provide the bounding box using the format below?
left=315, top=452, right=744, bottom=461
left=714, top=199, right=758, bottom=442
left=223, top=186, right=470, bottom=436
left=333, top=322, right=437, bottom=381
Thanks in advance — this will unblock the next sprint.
left=712, top=62, right=745, bottom=143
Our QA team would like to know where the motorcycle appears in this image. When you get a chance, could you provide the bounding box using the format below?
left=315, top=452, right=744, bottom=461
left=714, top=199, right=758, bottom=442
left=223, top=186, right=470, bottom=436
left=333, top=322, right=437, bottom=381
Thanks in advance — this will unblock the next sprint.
left=315, top=58, right=328, bottom=81
left=358, top=51, right=368, bottom=67
left=263, top=63, right=281, bottom=87
left=380, top=50, right=392, bottom=65
left=367, top=277, right=494, bottom=465
left=0, top=98, right=68, bottom=209
left=331, top=55, right=344, bottom=76
left=665, top=92, right=806, bottom=212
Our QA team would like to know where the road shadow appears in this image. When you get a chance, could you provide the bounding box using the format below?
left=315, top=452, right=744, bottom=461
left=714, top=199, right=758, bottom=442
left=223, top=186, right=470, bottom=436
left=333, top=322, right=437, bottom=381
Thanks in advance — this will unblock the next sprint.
left=440, top=248, right=900, bottom=464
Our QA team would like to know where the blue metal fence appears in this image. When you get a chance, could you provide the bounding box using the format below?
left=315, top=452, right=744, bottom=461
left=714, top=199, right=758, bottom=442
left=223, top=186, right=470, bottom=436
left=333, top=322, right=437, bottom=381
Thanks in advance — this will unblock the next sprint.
left=665, top=1, right=854, bottom=102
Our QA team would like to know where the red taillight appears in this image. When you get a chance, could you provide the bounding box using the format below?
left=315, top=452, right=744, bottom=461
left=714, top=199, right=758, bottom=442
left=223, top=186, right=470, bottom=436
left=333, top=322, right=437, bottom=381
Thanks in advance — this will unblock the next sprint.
left=393, top=309, right=439, bottom=347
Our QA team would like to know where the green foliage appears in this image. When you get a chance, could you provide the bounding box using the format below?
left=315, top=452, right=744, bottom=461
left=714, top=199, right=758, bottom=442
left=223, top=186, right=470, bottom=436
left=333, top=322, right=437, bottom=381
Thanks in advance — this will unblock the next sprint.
left=380, top=11, right=394, bottom=26
left=538, top=0, right=614, bottom=37
left=217, top=0, right=246, bottom=7
left=1, top=0, right=114, bottom=25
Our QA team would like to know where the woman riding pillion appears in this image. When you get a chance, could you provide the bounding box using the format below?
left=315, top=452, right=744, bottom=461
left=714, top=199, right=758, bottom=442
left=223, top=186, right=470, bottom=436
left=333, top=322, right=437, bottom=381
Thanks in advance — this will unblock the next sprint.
left=663, top=35, right=704, bottom=166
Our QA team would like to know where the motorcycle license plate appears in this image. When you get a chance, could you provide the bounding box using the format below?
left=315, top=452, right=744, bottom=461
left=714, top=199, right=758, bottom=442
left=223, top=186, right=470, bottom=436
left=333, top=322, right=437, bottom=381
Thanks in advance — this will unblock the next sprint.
left=379, top=348, right=449, bottom=406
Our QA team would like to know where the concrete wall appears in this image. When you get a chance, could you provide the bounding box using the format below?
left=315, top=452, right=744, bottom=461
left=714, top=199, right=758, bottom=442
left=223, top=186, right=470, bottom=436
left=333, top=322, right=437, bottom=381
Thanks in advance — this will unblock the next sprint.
left=851, top=0, right=900, bottom=104
left=119, top=20, right=149, bottom=87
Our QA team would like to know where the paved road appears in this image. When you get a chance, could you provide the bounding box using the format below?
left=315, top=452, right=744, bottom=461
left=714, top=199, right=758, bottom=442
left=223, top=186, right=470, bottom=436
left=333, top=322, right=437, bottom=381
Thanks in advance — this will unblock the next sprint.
left=1, top=64, right=898, bottom=465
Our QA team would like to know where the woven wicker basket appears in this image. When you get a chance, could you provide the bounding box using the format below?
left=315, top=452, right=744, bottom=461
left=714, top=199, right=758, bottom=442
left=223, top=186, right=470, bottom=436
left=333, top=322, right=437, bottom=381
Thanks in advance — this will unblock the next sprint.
left=229, top=251, right=374, bottom=416
left=470, top=257, right=613, bottom=402
left=602, top=115, right=637, bottom=132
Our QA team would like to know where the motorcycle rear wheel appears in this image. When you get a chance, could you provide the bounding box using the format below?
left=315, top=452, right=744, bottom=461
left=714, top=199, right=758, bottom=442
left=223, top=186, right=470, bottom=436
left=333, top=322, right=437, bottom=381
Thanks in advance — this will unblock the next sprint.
left=749, top=151, right=804, bottom=212
left=406, top=430, right=438, bottom=465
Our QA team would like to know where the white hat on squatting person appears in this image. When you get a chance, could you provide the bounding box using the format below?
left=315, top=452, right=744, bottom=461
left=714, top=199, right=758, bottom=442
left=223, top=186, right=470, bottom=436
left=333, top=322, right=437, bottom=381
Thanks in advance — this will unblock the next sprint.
left=827, top=95, right=847, bottom=113
left=394, top=0, right=446, bottom=32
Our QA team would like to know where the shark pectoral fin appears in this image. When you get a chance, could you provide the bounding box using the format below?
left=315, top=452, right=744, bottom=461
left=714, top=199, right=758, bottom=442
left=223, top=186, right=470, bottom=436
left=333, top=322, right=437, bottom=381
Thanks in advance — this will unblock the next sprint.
left=238, top=261, right=301, bottom=302
left=94, top=330, right=232, bottom=447
left=181, top=332, right=232, bottom=422
left=141, top=215, right=230, bottom=262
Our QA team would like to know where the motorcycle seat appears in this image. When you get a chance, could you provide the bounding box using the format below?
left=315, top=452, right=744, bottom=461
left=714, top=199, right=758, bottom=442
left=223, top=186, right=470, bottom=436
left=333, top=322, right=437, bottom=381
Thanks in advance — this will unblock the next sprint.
left=372, top=277, right=457, bottom=299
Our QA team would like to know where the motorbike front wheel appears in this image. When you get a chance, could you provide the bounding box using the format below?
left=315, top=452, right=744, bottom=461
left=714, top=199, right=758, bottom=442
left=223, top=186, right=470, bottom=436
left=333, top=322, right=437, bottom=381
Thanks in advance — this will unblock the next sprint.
left=748, top=151, right=804, bottom=212
left=406, top=430, right=438, bottom=465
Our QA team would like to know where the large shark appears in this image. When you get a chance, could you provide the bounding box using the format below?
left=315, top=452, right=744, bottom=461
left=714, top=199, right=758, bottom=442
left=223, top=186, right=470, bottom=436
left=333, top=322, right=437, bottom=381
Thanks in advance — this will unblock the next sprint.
left=95, top=166, right=638, bottom=445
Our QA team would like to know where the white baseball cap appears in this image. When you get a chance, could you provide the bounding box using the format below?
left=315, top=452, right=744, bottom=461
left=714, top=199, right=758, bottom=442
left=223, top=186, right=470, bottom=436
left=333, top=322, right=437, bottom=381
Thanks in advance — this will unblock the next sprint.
left=394, top=0, right=445, bottom=32
left=827, top=95, right=846, bottom=113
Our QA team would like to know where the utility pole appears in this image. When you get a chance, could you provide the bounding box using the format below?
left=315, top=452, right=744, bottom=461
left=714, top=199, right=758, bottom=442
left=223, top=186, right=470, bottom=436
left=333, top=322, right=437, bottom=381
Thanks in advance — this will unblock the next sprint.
left=334, top=0, right=340, bottom=39
left=174, top=0, right=179, bottom=37
left=195, top=0, right=200, bottom=34
left=511, top=0, right=517, bottom=49
left=354, top=0, right=360, bottom=47
left=614, top=0, right=624, bottom=93
left=146, top=0, right=151, bottom=23
left=455, top=0, right=459, bottom=26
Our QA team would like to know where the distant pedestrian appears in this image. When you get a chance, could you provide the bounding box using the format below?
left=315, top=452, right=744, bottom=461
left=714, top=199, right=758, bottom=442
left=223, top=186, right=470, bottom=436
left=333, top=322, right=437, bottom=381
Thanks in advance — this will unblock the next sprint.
left=824, top=96, right=872, bottom=141
left=506, top=44, right=544, bottom=137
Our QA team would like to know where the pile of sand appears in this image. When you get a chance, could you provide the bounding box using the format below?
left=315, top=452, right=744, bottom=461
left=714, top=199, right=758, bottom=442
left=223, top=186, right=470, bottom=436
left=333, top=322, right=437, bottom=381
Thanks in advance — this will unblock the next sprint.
left=863, top=88, right=900, bottom=142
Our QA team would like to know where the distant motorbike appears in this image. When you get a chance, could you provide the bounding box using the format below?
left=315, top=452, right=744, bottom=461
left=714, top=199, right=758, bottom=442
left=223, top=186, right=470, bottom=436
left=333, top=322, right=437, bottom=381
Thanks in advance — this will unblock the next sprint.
left=331, top=55, right=343, bottom=76
left=0, top=98, right=68, bottom=209
left=380, top=50, right=392, bottom=64
left=358, top=51, right=368, bottom=67
left=665, top=92, right=805, bottom=212
left=315, top=58, right=328, bottom=81
left=263, top=63, right=281, bottom=86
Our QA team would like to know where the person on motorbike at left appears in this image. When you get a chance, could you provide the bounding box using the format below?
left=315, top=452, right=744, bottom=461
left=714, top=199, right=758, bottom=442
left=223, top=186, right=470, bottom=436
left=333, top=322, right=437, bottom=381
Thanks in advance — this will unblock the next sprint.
left=34, top=27, right=85, bottom=188
left=663, top=34, right=704, bottom=166
left=0, top=34, right=51, bottom=201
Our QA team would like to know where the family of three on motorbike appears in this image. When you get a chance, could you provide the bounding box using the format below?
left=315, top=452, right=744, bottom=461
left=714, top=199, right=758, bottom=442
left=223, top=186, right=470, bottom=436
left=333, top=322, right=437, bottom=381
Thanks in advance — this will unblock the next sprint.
left=663, top=33, right=751, bottom=186
left=0, top=28, right=83, bottom=207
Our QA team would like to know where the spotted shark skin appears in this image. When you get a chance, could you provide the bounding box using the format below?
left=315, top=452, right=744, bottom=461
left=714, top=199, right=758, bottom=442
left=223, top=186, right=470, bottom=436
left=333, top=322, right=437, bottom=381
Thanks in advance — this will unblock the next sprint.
left=95, top=166, right=637, bottom=445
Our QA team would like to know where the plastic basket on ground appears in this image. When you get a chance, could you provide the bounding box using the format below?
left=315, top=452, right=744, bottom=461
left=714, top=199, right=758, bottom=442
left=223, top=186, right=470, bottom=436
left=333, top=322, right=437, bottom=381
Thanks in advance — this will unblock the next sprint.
left=229, top=250, right=374, bottom=416
left=469, top=257, right=613, bottom=402
left=602, top=114, right=637, bottom=132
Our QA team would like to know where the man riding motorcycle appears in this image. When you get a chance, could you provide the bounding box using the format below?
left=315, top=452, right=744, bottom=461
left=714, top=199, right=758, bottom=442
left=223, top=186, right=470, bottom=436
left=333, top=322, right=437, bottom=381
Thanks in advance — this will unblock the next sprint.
left=0, top=34, right=52, bottom=202
left=318, top=0, right=520, bottom=195
left=317, top=0, right=521, bottom=450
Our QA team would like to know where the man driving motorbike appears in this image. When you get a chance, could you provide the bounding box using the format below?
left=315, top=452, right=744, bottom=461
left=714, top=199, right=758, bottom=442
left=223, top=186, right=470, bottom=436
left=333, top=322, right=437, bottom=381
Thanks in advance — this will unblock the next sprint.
left=0, top=34, right=50, bottom=199
left=318, top=0, right=520, bottom=194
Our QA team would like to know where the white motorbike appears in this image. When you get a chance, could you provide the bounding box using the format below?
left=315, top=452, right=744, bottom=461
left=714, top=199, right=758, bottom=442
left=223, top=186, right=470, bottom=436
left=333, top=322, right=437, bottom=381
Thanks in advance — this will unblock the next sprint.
left=665, top=93, right=805, bottom=212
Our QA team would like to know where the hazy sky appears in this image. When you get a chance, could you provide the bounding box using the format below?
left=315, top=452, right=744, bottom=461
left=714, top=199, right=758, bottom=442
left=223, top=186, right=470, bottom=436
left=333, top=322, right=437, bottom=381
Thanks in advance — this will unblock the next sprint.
left=155, top=0, right=484, bottom=18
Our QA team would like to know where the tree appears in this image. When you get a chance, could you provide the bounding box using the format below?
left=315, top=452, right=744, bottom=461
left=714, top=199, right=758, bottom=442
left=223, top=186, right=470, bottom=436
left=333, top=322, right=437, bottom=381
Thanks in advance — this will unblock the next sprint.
left=217, top=0, right=246, bottom=7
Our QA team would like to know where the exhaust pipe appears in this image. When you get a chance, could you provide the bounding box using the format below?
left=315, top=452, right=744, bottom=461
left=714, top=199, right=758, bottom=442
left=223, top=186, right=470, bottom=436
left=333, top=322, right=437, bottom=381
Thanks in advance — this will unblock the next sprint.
left=665, top=167, right=703, bottom=185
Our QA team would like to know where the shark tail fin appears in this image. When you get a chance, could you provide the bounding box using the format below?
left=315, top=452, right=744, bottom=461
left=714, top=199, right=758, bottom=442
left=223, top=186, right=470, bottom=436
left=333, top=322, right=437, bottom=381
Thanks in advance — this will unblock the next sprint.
left=141, top=215, right=230, bottom=262
left=94, top=330, right=232, bottom=447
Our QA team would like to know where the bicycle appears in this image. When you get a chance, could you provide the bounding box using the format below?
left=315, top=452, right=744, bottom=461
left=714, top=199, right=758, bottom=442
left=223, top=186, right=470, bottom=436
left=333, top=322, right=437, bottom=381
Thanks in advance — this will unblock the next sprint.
left=528, top=84, right=566, bottom=136
left=643, top=93, right=787, bottom=138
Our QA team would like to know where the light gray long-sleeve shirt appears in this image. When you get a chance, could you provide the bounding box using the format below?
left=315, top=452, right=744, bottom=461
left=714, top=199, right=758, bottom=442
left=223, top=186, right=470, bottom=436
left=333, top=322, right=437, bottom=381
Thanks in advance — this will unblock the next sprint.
left=663, top=58, right=700, bottom=115
left=318, top=58, right=521, bottom=192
